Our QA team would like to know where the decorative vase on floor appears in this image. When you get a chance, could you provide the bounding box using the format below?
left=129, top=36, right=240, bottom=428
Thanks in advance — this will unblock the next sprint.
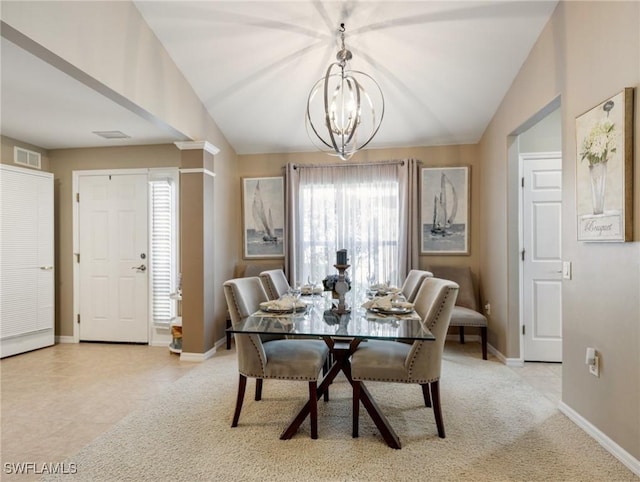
left=589, top=161, right=607, bottom=215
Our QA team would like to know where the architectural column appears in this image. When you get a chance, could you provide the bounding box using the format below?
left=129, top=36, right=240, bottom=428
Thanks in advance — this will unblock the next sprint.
left=175, top=141, right=219, bottom=360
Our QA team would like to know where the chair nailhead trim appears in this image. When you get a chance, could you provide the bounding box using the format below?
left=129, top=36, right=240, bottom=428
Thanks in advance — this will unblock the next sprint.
left=239, top=371, right=318, bottom=381
left=407, top=286, right=456, bottom=380
left=229, top=285, right=266, bottom=374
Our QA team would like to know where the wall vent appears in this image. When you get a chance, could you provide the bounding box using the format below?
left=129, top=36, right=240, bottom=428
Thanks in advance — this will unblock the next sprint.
left=14, top=147, right=42, bottom=169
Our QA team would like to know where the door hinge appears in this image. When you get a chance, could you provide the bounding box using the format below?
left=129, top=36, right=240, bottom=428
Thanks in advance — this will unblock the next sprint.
left=521, top=249, right=525, bottom=261
left=77, top=314, right=81, bottom=324
left=75, top=253, right=80, bottom=263
left=76, top=192, right=80, bottom=202
left=522, top=325, right=525, bottom=335
left=521, top=177, right=524, bottom=188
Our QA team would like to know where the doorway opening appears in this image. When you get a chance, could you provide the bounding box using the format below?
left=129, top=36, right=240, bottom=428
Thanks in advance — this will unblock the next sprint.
left=507, top=98, right=563, bottom=364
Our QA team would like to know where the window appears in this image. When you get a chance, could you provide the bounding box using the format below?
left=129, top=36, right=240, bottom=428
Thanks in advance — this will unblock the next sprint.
left=296, top=163, right=401, bottom=287
left=149, top=171, right=178, bottom=325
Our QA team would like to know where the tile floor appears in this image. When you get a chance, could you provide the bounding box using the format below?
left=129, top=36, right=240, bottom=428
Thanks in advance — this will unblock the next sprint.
left=1, top=343, right=196, bottom=481
left=0, top=341, right=561, bottom=480
left=508, top=358, right=562, bottom=405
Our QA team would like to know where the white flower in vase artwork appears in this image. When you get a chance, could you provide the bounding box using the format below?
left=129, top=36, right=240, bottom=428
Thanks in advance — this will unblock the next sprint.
left=579, top=115, right=616, bottom=215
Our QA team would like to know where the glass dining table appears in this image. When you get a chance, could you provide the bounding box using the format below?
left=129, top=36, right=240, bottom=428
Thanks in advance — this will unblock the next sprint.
left=227, top=289, right=435, bottom=449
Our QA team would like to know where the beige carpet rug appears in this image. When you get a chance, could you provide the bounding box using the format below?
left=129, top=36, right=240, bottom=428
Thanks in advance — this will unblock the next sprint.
left=44, top=344, right=635, bottom=481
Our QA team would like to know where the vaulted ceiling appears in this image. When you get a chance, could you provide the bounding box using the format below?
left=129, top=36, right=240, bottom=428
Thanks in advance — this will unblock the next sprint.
left=1, top=1, right=558, bottom=154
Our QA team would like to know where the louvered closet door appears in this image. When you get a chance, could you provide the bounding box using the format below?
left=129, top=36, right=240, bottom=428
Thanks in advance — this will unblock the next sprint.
left=0, top=165, right=54, bottom=357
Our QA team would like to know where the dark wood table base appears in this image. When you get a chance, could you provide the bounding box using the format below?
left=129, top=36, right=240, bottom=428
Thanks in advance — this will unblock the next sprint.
left=280, top=337, right=402, bottom=449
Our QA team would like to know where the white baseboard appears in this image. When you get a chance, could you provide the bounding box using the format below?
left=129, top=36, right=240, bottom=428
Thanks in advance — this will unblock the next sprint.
left=55, top=336, right=76, bottom=344
left=483, top=341, right=523, bottom=367
left=180, top=345, right=216, bottom=362
left=444, top=335, right=522, bottom=366
left=559, top=402, right=640, bottom=477
left=214, top=337, right=228, bottom=350
left=149, top=340, right=170, bottom=347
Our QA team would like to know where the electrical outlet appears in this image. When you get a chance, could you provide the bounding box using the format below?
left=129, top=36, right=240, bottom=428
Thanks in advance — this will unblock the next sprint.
left=484, top=302, right=491, bottom=315
left=589, top=354, right=600, bottom=377
left=586, top=347, right=600, bottom=377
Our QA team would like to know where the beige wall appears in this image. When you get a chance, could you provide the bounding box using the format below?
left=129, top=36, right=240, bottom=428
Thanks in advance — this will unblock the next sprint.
left=238, top=143, right=482, bottom=276
left=48, top=143, right=235, bottom=354
left=1, top=136, right=51, bottom=172
left=48, top=145, right=180, bottom=337
left=177, top=148, right=218, bottom=354
left=478, top=1, right=639, bottom=459
left=4, top=0, right=638, bottom=462
left=2, top=2, right=240, bottom=354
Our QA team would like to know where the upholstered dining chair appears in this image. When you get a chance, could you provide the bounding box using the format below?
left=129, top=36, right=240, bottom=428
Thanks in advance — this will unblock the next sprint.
left=226, top=263, right=284, bottom=349
left=259, top=269, right=291, bottom=300
left=428, top=265, right=488, bottom=360
left=223, top=277, right=329, bottom=439
left=350, top=277, right=459, bottom=439
left=400, top=269, right=433, bottom=302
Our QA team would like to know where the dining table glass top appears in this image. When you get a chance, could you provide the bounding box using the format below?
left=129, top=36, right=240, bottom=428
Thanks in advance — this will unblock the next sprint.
left=229, top=289, right=435, bottom=342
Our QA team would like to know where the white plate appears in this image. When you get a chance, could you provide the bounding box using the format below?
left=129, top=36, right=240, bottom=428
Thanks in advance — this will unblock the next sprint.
left=259, top=302, right=306, bottom=314
left=301, top=287, right=323, bottom=296
left=369, top=306, right=414, bottom=316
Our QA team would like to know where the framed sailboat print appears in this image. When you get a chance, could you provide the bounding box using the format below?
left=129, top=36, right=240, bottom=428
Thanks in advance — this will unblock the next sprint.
left=420, top=166, right=470, bottom=255
left=242, top=176, right=285, bottom=259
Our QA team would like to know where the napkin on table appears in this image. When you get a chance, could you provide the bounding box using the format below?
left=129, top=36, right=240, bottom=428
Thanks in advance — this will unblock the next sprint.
left=361, top=294, right=413, bottom=311
left=301, top=285, right=323, bottom=295
left=260, top=296, right=306, bottom=312
left=369, top=284, right=401, bottom=295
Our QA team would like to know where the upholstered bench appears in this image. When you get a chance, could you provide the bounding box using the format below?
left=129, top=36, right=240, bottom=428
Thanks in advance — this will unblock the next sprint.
left=428, top=265, right=488, bottom=360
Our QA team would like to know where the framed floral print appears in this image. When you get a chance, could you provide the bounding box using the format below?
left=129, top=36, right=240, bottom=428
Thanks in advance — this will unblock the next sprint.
left=420, top=166, right=470, bottom=255
left=576, top=88, right=634, bottom=242
left=242, top=176, right=285, bottom=258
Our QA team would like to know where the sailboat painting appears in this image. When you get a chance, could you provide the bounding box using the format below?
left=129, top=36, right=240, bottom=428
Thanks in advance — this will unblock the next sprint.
left=242, top=177, right=285, bottom=258
left=421, top=167, right=469, bottom=254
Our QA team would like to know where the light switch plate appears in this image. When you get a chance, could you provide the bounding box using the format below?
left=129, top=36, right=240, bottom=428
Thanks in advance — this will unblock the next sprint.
left=562, top=261, right=572, bottom=280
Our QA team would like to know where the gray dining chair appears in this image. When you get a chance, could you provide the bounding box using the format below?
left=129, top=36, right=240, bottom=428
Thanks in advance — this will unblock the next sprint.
left=400, top=269, right=433, bottom=302
left=223, top=277, right=329, bottom=439
left=351, top=277, right=459, bottom=439
left=259, top=269, right=291, bottom=300
left=226, top=263, right=284, bottom=349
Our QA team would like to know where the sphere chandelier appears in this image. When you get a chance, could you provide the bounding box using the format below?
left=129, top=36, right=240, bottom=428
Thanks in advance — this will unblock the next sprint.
left=306, top=24, right=384, bottom=161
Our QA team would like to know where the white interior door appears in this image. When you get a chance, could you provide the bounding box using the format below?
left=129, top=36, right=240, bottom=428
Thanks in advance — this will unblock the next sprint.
left=522, top=154, right=562, bottom=362
left=79, top=173, right=148, bottom=342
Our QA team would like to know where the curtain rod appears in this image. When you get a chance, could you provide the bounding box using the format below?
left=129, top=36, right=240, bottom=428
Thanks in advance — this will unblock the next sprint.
left=289, top=159, right=406, bottom=170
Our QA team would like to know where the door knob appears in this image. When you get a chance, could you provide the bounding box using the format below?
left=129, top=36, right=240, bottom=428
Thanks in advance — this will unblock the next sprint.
left=132, top=264, right=147, bottom=272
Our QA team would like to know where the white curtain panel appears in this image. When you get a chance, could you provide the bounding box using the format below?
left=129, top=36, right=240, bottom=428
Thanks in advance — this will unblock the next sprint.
left=285, top=160, right=419, bottom=288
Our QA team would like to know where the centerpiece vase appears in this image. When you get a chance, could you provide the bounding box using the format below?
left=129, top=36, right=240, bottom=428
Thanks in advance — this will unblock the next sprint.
left=332, top=264, right=351, bottom=314
left=589, top=161, right=607, bottom=215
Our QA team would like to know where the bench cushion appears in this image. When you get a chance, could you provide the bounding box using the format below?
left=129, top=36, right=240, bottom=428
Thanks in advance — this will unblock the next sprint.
left=449, top=306, right=487, bottom=327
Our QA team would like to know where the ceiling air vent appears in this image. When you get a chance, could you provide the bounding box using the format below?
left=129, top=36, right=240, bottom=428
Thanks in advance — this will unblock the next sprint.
left=14, top=146, right=41, bottom=169
left=92, top=130, right=131, bottom=139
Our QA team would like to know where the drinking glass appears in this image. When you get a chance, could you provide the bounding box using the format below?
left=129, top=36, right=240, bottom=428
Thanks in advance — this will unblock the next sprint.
left=289, top=282, right=302, bottom=312
left=307, top=275, right=319, bottom=296
left=366, top=272, right=376, bottom=286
